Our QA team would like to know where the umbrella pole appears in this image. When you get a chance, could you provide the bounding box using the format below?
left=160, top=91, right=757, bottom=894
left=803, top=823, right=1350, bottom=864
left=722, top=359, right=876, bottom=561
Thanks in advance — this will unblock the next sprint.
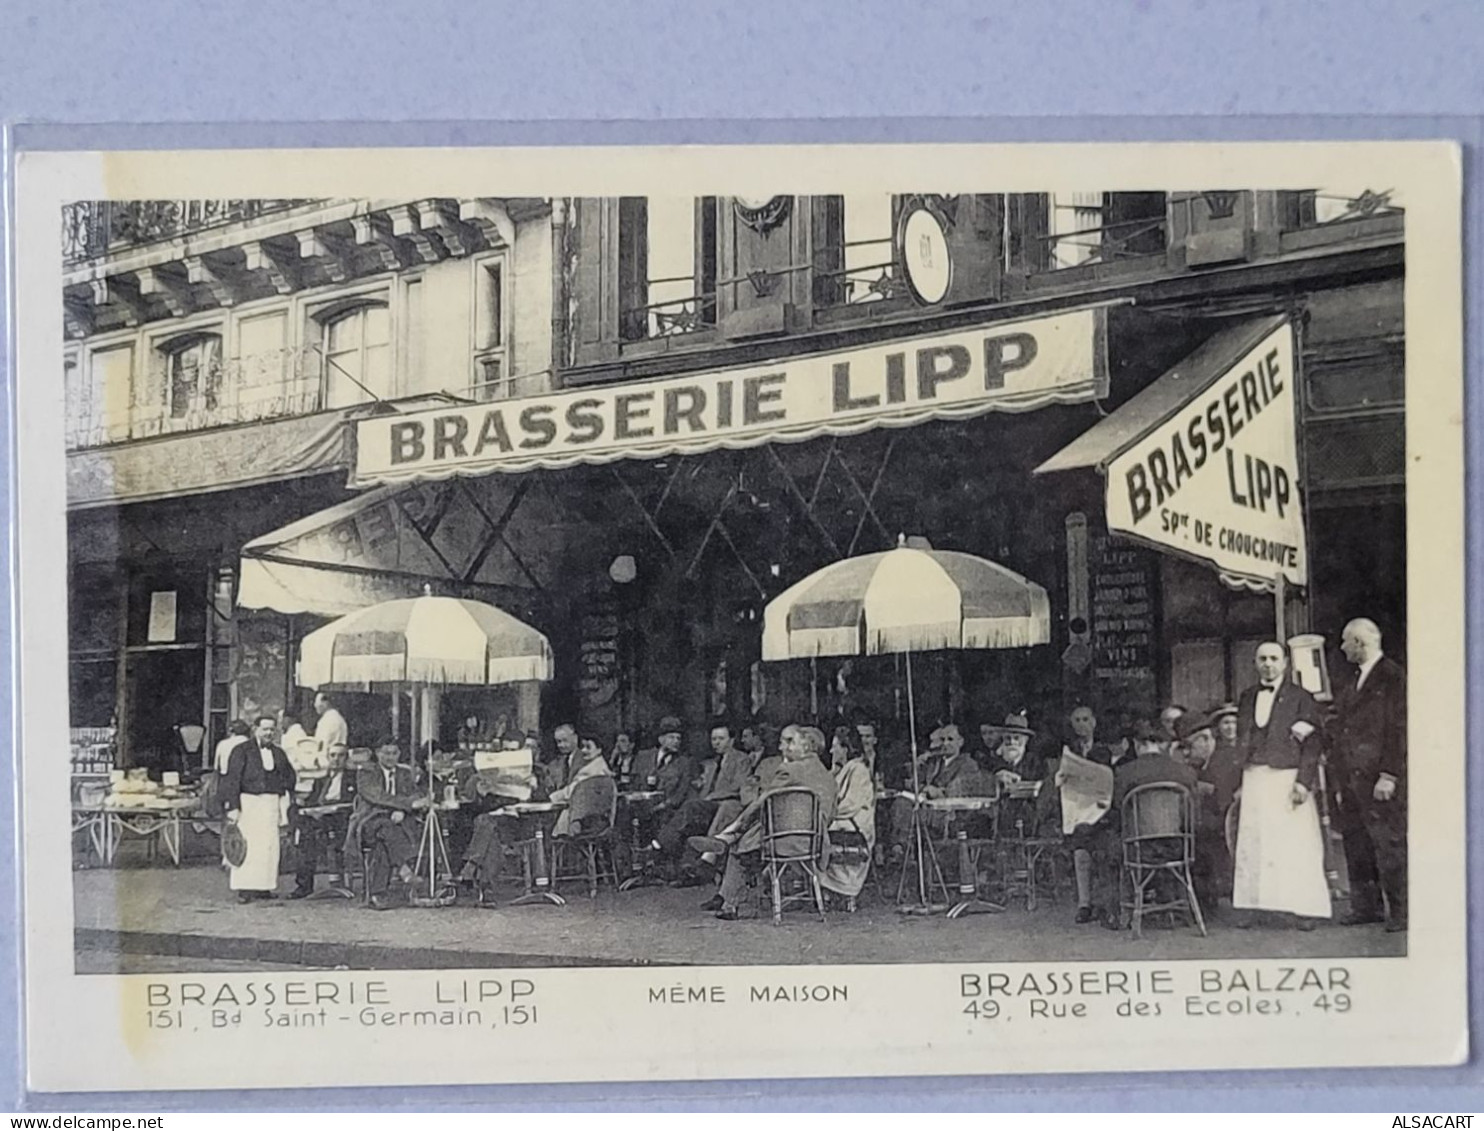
left=906, top=649, right=930, bottom=910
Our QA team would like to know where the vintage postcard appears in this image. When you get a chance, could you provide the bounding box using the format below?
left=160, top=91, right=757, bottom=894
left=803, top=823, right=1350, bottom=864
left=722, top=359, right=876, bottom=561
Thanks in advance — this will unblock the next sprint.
left=12, top=140, right=1466, bottom=1091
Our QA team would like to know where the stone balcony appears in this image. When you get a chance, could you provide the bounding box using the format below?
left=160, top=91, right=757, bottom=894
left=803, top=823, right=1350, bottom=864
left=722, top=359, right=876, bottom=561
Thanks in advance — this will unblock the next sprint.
left=61, top=196, right=549, bottom=339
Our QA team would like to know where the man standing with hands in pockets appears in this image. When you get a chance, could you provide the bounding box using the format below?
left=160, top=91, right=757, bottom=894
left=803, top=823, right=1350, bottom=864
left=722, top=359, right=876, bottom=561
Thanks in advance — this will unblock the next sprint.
left=1231, top=642, right=1330, bottom=928
left=1331, top=618, right=1408, bottom=932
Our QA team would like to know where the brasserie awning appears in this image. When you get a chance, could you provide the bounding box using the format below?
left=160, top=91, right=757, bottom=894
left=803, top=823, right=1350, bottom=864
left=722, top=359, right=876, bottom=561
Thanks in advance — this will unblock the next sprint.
left=1036, top=314, right=1306, bottom=589
left=240, top=304, right=1115, bottom=616
left=66, top=394, right=467, bottom=511
left=67, top=408, right=353, bottom=511
left=238, top=475, right=561, bottom=617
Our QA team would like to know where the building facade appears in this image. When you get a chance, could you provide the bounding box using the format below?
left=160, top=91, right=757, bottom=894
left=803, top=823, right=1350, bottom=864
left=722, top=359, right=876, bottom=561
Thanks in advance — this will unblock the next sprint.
left=534, top=189, right=1404, bottom=741
left=63, top=197, right=557, bottom=771
left=63, top=187, right=1405, bottom=771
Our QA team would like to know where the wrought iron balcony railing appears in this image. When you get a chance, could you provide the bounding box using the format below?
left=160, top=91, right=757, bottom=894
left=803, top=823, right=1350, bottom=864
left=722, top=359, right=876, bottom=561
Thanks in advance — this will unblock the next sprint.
left=61, top=200, right=319, bottom=265
left=65, top=346, right=324, bottom=450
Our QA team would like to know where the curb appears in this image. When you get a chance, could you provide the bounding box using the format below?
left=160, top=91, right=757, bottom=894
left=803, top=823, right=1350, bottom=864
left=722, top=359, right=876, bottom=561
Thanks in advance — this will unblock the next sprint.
left=74, top=928, right=646, bottom=971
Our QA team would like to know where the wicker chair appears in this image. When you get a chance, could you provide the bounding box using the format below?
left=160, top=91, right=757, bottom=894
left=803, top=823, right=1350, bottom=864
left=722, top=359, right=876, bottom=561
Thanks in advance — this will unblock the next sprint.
left=758, top=787, right=827, bottom=926
left=553, top=775, right=621, bottom=898
left=1120, top=782, right=1207, bottom=939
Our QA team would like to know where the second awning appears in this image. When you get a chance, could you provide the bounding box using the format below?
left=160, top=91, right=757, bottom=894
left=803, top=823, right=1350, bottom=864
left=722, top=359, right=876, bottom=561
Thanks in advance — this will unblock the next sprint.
left=1035, top=314, right=1307, bottom=589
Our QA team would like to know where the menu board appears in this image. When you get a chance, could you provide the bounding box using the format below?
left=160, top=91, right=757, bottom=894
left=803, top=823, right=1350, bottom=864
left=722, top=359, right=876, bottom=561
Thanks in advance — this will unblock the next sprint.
left=1089, top=536, right=1158, bottom=713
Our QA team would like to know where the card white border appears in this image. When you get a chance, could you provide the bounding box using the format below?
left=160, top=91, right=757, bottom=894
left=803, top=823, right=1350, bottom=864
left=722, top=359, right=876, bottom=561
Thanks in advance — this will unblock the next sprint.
left=12, top=141, right=1467, bottom=1092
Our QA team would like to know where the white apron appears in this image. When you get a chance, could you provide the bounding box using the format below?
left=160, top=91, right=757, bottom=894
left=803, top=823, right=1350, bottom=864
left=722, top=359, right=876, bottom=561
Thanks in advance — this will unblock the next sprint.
left=229, top=792, right=283, bottom=892
left=1232, top=765, right=1332, bottom=918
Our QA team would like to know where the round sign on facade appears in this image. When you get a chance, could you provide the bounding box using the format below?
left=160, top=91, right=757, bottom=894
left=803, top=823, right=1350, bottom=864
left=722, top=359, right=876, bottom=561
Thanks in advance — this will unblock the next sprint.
left=898, top=205, right=953, bottom=305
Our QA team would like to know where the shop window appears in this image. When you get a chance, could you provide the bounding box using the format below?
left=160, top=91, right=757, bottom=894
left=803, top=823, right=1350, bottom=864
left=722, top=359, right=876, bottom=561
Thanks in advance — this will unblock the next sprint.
left=158, top=331, right=224, bottom=421
left=318, top=299, right=391, bottom=408
left=812, top=195, right=900, bottom=307
left=69, top=657, right=118, bottom=728
left=618, top=197, right=718, bottom=341
left=126, top=565, right=208, bottom=646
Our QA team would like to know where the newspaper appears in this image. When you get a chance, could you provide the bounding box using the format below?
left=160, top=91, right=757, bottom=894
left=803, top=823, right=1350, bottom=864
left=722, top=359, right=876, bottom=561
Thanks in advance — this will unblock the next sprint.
left=1058, top=749, right=1115, bottom=835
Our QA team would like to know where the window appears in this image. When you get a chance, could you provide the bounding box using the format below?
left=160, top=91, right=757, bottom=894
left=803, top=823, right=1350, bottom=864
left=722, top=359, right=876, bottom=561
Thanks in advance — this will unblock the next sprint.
left=320, top=301, right=391, bottom=408
left=1035, top=192, right=1167, bottom=270
left=812, top=195, right=899, bottom=307
left=76, top=343, right=133, bottom=445
left=235, top=310, right=297, bottom=419
left=1047, top=192, right=1106, bottom=269
left=1281, top=188, right=1405, bottom=231
left=159, top=333, right=223, bottom=421
left=471, top=263, right=504, bottom=398
left=618, top=197, right=717, bottom=341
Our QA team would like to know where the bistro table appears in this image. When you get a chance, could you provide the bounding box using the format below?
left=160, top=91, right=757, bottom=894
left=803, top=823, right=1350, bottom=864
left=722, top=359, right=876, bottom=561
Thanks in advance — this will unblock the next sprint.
left=71, top=804, right=109, bottom=866
left=616, top=790, right=666, bottom=892
left=991, top=780, right=1057, bottom=911
left=101, top=795, right=199, bottom=866
left=503, top=800, right=568, bottom=907
left=927, top=797, right=1005, bottom=919
left=295, top=801, right=356, bottom=899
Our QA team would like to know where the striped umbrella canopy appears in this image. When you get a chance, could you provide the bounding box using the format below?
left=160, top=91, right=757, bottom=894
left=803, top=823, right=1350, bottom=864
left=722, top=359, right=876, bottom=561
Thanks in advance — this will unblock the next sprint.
left=297, top=593, right=553, bottom=690
left=762, top=540, right=1050, bottom=661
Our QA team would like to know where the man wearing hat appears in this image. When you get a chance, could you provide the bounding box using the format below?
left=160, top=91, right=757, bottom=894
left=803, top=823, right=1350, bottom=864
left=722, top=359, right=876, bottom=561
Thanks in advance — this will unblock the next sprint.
left=1177, top=711, right=1236, bottom=907
left=625, top=716, right=697, bottom=860
left=980, top=712, right=1046, bottom=788
left=1096, top=721, right=1203, bottom=929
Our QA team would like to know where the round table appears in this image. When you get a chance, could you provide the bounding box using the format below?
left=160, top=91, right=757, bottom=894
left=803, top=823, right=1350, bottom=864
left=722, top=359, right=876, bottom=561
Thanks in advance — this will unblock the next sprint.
left=616, top=791, right=665, bottom=892
left=501, top=801, right=568, bottom=907
left=923, top=797, right=1005, bottom=919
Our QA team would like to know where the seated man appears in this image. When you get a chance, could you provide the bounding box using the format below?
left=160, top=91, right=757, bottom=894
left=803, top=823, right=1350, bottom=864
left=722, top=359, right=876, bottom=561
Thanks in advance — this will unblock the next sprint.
left=625, top=715, right=697, bottom=851
left=457, top=732, right=536, bottom=894
left=980, top=712, right=1046, bottom=789
left=692, top=724, right=838, bottom=921
left=1095, top=721, right=1201, bottom=930
left=1179, top=710, right=1236, bottom=906
left=289, top=746, right=357, bottom=899
left=350, top=743, right=429, bottom=911
left=654, top=723, right=750, bottom=880
left=886, top=723, right=995, bottom=863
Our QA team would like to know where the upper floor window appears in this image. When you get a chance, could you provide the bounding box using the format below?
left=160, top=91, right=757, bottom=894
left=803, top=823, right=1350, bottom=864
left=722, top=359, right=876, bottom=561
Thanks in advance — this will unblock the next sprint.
left=1279, top=188, right=1404, bottom=232
left=618, top=197, right=718, bottom=342
left=319, top=300, right=390, bottom=408
left=1027, top=192, right=1168, bottom=272
left=159, top=332, right=223, bottom=420
left=812, top=195, right=900, bottom=307
left=470, top=261, right=505, bottom=399
left=67, top=343, right=134, bottom=448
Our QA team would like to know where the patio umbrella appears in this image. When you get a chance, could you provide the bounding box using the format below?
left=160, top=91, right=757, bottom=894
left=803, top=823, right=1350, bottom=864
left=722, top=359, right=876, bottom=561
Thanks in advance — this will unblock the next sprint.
left=296, top=588, right=553, bottom=903
left=761, top=536, right=1050, bottom=910
left=298, top=589, right=554, bottom=690
left=761, top=538, right=1050, bottom=662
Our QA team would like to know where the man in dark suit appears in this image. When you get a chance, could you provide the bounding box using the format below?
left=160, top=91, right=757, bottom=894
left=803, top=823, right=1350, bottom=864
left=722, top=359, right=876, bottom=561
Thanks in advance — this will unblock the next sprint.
left=630, top=717, right=696, bottom=808
left=699, top=724, right=839, bottom=921
left=351, top=743, right=430, bottom=910
left=1097, top=720, right=1203, bottom=928
left=288, top=746, right=357, bottom=899
left=886, top=724, right=995, bottom=862
left=1231, top=642, right=1331, bottom=926
left=1331, top=618, right=1408, bottom=931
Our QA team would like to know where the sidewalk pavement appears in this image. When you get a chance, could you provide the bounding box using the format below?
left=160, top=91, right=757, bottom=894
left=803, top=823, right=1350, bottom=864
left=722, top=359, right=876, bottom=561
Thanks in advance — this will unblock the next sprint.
left=73, top=862, right=1406, bottom=972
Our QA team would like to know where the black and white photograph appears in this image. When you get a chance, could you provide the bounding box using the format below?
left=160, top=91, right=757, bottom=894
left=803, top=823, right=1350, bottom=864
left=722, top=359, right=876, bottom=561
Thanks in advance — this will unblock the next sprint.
left=14, top=141, right=1466, bottom=1090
